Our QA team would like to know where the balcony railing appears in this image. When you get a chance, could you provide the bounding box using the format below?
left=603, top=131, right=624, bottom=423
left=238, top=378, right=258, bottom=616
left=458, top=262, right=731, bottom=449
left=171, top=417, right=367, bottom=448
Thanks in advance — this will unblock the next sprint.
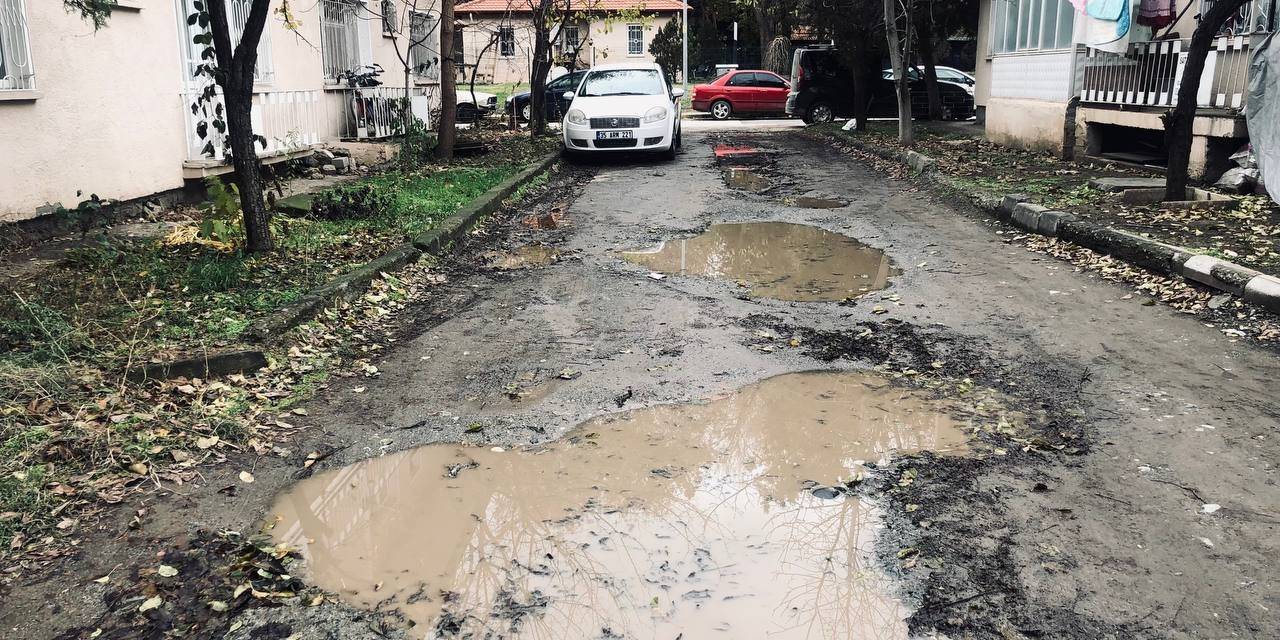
left=335, top=86, right=435, bottom=140
left=182, top=89, right=322, bottom=165
left=1078, top=35, right=1253, bottom=111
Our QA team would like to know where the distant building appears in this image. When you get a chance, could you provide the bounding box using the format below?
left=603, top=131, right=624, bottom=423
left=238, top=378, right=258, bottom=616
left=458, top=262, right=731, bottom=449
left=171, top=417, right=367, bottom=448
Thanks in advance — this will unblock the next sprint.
left=454, top=0, right=687, bottom=85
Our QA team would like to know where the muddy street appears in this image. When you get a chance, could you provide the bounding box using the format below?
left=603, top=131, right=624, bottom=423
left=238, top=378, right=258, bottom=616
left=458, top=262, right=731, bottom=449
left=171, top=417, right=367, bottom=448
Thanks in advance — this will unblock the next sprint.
left=9, top=129, right=1280, bottom=640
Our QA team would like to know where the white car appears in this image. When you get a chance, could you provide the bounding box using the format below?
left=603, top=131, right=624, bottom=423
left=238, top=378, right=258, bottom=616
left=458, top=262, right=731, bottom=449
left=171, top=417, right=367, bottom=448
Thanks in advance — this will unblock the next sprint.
left=882, top=65, right=976, bottom=95
left=560, top=63, right=684, bottom=159
left=456, top=88, right=498, bottom=121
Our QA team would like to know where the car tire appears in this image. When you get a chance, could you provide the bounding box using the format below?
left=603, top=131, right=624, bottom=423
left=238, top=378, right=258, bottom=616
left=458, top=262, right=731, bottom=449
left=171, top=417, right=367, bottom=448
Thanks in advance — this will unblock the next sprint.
left=804, top=102, right=834, bottom=125
left=561, top=145, right=582, bottom=163
left=520, top=103, right=532, bottom=122
left=710, top=100, right=733, bottom=120
left=456, top=103, right=478, bottom=123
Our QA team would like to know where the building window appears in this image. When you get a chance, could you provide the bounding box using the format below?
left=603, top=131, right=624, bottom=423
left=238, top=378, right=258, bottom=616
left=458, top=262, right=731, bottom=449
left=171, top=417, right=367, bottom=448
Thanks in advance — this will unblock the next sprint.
left=227, top=0, right=274, bottom=81
left=0, top=0, right=34, bottom=90
left=990, top=0, right=1075, bottom=54
left=562, top=25, right=580, bottom=51
left=381, top=0, right=396, bottom=35
left=321, top=0, right=362, bottom=81
left=409, top=11, right=438, bottom=79
left=627, top=24, right=643, bottom=56
left=498, top=25, right=515, bottom=57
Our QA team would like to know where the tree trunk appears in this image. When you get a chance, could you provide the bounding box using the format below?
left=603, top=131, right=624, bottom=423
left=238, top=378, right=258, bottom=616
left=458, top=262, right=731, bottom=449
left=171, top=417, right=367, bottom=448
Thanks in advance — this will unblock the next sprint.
left=224, top=90, right=272, bottom=252
left=919, top=27, right=943, bottom=121
left=849, top=39, right=873, bottom=131
left=530, top=12, right=553, bottom=137
left=883, top=0, right=914, bottom=145
left=1164, top=0, right=1248, bottom=200
left=208, top=0, right=273, bottom=253
left=435, top=0, right=457, bottom=160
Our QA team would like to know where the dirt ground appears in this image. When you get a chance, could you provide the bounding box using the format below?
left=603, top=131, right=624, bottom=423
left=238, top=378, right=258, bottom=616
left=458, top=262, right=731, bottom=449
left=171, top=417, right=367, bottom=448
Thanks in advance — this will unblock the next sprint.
left=3, top=128, right=1278, bottom=640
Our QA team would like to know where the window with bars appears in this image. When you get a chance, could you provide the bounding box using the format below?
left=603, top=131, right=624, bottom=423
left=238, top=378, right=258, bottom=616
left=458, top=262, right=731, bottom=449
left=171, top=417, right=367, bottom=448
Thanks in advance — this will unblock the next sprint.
left=1204, top=0, right=1277, bottom=35
left=499, top=26, right=515, bottom=57
left=381, top=0, right=397, bottom=34
left=321, top=0, right=362, bottom=81
left=226, top=0, right=274, bottom=81
left=627, top=24, right=643, bottom=55
left=409, top=11, right=439, bottom=80
left=178, top=0, right=273, bottom=86
left=0, top=0, right=35, bottom=91
left=990, top=0, right=1075, bottom=54
left=562, top=25, right=580, bottom=51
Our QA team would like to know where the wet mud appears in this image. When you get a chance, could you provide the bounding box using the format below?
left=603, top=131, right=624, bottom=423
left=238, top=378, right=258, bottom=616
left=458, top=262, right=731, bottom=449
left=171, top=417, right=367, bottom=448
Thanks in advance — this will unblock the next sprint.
left=269, top=371, right=972, bottom=638
left=481, top=245, right=561, bottom=270
left=621, top=222, right=900, bottom=302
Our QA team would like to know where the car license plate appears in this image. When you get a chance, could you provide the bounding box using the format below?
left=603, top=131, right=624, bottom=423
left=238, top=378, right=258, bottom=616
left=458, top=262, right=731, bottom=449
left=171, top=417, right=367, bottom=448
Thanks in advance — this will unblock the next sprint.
left=596, top=130, right=633, bottom=140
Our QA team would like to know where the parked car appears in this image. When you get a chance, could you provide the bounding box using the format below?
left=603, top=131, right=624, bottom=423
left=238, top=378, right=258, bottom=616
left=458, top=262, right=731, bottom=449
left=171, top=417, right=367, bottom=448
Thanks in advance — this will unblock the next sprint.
left=456, top=88, right=498, bottom=122
left=883, top=65, right=976, bottom=95
left=786, top=46, right=975, bottom=124
left=690, top=70, right=792, bottom=119
left=561, top=62, right=684, bottom=159
left=506, top=70, right=588, bottom=122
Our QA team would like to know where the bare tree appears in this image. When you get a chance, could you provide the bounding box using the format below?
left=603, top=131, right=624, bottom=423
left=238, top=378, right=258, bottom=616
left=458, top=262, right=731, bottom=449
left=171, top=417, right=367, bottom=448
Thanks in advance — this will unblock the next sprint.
left=1164, top=0, right=1251, bottom=199
left=882, top=0, right=915, bottom=145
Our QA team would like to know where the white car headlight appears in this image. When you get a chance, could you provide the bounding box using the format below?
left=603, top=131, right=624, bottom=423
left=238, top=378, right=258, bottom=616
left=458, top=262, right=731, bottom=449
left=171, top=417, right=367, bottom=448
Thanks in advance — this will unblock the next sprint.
left=643, top=106, right=668, bottom=123
left=566, top=109, right=587, bottom=124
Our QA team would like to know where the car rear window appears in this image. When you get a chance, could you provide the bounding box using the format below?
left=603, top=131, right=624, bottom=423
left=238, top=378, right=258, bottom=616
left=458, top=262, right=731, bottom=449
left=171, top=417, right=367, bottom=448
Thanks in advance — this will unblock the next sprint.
left=579, top=69, right=666, bottom=97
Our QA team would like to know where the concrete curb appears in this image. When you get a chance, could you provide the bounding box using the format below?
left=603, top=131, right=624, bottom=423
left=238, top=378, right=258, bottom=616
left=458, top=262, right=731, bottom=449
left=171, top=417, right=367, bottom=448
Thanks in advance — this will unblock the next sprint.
left=814, top=130, right=1280, bottom=316
left=238, top=152, right=558, bottom=346
left=126, top=349, right=268, bottom=383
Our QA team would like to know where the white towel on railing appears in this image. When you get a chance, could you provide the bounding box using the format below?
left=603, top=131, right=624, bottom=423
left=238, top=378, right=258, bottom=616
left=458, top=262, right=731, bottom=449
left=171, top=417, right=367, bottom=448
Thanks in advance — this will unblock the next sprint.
left=1081, top=0, right=1152, bottom=54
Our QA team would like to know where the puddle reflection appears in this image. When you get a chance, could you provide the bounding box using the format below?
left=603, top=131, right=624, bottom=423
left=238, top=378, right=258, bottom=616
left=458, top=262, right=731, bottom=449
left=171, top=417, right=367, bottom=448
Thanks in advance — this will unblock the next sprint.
left=271, top=372, right=968, bottom=639
left=621, top=222, right=899, bottom=302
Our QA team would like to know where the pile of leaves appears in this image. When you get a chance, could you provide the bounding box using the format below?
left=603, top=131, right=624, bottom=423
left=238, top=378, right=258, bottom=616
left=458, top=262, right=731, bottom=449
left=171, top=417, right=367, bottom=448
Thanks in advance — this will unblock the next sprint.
left=812, top=123, right=1280, bottom=276
left=310, top=183, right=394, bottom=221
left=56, top=529, right=312, bottom=640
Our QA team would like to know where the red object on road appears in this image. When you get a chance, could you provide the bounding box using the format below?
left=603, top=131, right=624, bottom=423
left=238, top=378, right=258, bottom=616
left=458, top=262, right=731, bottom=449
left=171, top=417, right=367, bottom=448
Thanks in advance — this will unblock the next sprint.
left=691, top=70, right=791, bottom=120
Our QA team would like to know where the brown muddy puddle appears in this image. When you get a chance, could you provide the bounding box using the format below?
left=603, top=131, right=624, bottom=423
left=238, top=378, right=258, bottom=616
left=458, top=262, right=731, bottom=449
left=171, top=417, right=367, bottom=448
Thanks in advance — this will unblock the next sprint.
left=270, top=371, right=970, bottom=639
left=724, top=166, right=771, bottom=192
left=620, top=222, right=899, bottom=302
left=787, top=195, right=848, bottom=209
left=481, top=245, right=561, bottom=270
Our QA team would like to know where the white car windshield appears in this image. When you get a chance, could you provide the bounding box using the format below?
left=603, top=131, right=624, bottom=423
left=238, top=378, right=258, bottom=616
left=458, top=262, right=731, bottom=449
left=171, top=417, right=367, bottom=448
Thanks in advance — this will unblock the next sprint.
left=579, top=69, right=666, bottom=97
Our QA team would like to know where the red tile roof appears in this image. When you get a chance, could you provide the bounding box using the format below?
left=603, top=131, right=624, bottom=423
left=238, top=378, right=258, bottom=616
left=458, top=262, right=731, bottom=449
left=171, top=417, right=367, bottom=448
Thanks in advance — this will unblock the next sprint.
left=457, top=0, right=686, bottom=13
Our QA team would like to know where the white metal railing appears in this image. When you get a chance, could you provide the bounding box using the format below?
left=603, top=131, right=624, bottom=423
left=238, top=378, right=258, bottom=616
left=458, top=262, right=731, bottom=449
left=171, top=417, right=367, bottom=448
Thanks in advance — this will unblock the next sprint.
left=336, top=86, right=434, bottom=140
left=182, top=89, right=322, bottom=163
left=321, top=0, right=361, bottom=82
left=0, top=0, right=34, bottom=91
left=1078, top=35, right=1252, bottom=110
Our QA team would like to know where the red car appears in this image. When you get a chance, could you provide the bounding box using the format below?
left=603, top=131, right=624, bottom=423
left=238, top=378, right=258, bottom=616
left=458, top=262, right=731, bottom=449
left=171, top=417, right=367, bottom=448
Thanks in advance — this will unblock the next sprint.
left=691, top=70, right=792, bottom=120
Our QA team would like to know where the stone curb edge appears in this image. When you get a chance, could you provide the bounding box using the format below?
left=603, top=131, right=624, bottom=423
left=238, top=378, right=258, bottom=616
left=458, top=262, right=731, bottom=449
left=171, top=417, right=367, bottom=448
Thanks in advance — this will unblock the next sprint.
left=242, top=151, right=559, bottom=345
left=813, top=130, right=1280, bottom=316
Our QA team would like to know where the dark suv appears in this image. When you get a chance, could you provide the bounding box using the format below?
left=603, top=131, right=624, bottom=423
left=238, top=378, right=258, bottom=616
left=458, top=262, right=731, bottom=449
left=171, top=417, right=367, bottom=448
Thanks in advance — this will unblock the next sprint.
left=785, top=46, right=975, bottom=124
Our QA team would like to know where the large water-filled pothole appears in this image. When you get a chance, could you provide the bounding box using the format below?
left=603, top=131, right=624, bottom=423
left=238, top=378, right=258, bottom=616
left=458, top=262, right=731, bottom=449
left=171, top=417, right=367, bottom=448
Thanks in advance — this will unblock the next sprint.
left=270, top=371, right=969, bottom=638
left=621, top=222, right=899, bottom=302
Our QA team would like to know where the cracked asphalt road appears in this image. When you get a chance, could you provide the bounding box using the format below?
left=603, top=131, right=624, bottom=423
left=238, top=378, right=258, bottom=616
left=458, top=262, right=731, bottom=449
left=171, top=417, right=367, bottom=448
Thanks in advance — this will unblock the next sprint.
left=9, top=127, right=1279, bottom=640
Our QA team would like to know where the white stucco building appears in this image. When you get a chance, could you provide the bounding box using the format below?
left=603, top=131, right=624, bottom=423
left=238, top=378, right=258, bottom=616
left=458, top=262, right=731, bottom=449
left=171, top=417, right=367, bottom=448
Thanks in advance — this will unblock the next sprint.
left=975, top=0, right=1274, bottom=179
left=0, top=0, right=442, bottom=222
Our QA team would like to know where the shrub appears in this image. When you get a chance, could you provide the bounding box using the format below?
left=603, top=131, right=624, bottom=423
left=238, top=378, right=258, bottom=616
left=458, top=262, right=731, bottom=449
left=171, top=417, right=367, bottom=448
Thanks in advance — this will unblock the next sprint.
left=310, top=183, right=394, bottom=221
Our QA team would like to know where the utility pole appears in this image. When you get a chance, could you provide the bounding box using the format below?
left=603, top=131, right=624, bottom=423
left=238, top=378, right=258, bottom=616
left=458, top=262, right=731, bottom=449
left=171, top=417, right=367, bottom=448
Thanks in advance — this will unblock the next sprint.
left=682, top=0, right=689, bottom=89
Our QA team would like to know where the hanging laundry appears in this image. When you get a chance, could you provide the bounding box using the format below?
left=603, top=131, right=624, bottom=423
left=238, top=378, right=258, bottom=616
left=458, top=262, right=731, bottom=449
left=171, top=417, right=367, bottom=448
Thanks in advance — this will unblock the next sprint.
left=1083, top=0, right=1146, bottom=54
left=1137, top=0, right=1176, bottom=29
left=1069, top=0, right=1089, bottom=12
left=1087, top=0, right=1127, bottom=21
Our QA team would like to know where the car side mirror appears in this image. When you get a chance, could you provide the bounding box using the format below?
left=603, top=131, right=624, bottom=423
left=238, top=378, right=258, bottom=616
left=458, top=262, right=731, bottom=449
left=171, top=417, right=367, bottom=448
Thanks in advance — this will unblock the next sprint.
left=670, top=87, right=686, bottom=99
left=562, top=91, right=575, bottom=101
